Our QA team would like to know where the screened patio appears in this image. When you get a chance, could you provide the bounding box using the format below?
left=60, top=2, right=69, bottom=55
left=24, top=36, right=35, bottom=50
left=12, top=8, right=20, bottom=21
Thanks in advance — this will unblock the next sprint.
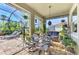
left=0, top=3, right=79, bottom=55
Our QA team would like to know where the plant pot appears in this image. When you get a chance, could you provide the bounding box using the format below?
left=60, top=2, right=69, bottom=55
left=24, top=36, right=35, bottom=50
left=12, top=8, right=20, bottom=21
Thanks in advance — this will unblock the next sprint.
left=66, top=47, right=75, bottom=54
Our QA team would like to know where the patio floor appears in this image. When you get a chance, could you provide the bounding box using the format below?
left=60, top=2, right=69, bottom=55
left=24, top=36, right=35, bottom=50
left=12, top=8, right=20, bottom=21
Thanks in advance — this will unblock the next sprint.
left=0, top=37, right=26, bottom=55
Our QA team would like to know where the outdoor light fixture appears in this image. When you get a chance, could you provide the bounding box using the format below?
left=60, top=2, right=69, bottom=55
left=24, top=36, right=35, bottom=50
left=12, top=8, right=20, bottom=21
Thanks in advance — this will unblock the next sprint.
left=48, top=5, right=52, bottom=26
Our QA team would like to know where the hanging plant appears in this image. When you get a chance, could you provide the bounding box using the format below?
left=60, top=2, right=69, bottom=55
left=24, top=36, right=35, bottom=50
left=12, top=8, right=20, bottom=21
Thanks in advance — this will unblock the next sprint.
left=61, top=19, right=65, bottom=23
left=23, top=15, right=28, bottom=19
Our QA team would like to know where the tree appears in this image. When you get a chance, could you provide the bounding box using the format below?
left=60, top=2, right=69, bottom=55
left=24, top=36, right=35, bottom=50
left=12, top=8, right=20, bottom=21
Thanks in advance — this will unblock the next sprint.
left=7, top=10, right=17, bottom=34
left=1, top=15, right=7, bottom=25
left=0, top=15, right=7, bottom=32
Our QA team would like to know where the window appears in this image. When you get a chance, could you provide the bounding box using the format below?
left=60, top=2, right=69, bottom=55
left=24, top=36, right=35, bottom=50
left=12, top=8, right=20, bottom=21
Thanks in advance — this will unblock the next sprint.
left=34, top=16, right=43, bottom=33
left=34, top=17, right=40, bottom=32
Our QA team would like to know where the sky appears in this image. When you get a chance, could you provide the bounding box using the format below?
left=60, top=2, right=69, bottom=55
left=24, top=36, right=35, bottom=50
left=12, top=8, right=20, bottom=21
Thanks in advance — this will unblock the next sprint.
left=0, top=3, right=26, bottom=23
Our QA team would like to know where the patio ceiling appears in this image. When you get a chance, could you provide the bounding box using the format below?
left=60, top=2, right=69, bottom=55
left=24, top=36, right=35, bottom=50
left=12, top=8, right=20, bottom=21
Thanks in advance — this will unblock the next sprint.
left=10, top=3, right=73, bottom=19
left=26, top=3, right=73, bottom=18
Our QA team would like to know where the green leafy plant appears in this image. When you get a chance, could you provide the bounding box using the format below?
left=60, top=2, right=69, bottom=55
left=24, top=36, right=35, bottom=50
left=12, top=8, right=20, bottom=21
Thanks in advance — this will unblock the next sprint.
left=60, top=20, right=77, bottom=54
left=63, top=34, right=77, bottom=48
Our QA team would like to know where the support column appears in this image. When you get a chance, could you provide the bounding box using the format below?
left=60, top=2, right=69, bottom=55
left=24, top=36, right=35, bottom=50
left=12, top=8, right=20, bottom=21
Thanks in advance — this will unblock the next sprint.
left=69, top=12, right=73, bottom=35
left=69, top=4, right=77, bottom=35
left=30, top=13, right=35, bottom=35
left=43, top=19, right=46, bottom=33
left=67, top=15, right=71, bottom=34
left=77, top=4, right=79, bottom=45
left=40, top=18, right=44, bottom=34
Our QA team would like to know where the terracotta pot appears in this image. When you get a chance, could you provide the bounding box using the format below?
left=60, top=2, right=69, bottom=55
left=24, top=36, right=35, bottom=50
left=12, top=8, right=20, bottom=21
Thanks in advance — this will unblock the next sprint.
left=52, top=37, right=60, bottom=42
left=66, top=47, right=75, bottom=54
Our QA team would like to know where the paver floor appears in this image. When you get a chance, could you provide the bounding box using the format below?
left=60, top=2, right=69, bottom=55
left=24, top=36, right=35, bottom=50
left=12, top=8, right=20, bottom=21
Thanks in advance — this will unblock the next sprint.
left=0, top=37, right=26, bottom=55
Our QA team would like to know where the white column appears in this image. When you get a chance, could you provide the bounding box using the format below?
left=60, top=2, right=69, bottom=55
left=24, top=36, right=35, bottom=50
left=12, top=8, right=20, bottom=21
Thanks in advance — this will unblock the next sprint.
left=69, top=11, right=72, bottom=35
left=43, top=19, right=46, bottom=33
left=77, top=4, right=79, bottom=46
left=30, top=13, right=35, bottom=35
left=69, top=4, right=77, bottom=33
